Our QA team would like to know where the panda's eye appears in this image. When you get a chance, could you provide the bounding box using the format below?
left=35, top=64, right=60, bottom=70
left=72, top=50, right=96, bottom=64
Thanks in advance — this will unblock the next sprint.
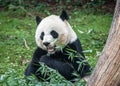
left=50, top=30, right=58, bottom=38
left=40, top=32, right=44, bottom=40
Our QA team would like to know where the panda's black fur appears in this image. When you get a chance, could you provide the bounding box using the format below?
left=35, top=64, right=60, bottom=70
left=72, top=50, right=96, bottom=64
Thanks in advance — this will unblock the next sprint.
left=25, top=10, right=91, bottom=82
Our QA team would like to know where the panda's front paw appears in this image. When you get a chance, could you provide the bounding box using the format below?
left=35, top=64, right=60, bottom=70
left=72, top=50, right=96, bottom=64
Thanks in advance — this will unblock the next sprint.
left=40, top=55, right=50, bottom=62
left=40, top=55, right=54, bottom=67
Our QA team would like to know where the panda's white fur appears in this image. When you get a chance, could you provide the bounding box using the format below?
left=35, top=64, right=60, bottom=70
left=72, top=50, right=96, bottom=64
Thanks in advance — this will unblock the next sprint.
left=35, top=15, right=77, bottom=54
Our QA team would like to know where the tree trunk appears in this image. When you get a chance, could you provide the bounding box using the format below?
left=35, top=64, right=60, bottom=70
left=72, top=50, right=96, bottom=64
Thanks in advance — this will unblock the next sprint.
left=86, top=0, right=120, bottom=86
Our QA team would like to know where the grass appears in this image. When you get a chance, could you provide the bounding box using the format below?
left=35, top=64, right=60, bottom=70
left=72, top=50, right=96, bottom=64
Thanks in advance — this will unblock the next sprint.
left=0, top=10, right=113, bottom=86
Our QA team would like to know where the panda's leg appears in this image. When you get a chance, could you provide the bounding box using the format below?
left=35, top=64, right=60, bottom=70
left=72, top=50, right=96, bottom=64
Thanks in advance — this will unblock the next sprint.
left=25, top=60, right=50, bottom=81
left=40, top=55, right=76, bottom=81
left=25, top=61, right=39, bottom=76
left=24, top=47, right=49, bottom=81
left=71, top=57, right=91, bottom=78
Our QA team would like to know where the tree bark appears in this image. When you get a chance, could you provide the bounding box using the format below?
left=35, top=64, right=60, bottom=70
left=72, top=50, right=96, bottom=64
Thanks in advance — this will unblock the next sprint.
left=86, top=0, right=120, bottom=86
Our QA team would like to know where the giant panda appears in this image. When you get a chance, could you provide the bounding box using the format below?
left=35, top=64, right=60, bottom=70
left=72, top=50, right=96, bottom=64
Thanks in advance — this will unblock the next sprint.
left=25, top=10, right=91, bottom=82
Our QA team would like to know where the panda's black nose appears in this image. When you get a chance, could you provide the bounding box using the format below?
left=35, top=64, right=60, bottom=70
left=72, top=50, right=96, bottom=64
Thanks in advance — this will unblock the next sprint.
left=43, top=42, right=50, bottom=47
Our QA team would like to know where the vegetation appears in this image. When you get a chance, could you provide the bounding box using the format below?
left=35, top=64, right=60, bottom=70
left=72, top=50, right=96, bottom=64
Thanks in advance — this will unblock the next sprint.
left=0, top=1, right=113, bottom=86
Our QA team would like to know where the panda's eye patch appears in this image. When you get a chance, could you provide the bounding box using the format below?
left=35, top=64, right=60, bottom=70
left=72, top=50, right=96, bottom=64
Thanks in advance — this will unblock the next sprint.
left=40, top=32, right=44, bottom=40
left=50, top=30, right=58, bottom=38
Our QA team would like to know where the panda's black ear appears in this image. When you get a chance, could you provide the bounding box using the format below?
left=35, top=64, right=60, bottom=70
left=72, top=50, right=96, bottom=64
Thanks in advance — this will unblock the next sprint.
left=36, top=16, right=42, bottom=25
left=60, top=10, right=69, bottom=21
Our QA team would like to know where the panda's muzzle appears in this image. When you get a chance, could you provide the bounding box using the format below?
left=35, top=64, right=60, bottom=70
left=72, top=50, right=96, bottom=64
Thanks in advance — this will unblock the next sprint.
left=43, top=42, right=56, bottom=53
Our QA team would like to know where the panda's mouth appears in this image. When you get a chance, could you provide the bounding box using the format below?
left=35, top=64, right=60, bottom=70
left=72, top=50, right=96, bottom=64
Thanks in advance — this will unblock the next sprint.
left=47, top=46, right=56, bottom=54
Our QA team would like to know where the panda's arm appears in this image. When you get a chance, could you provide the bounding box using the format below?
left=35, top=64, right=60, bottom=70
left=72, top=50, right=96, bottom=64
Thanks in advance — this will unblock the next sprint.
left=68, top=39, right=91, bottom=78
left=40, top=55, right=76, bottom=81
left=68, top=39, right=85, bottom=58
left=24, top=47, right=48, bottom=79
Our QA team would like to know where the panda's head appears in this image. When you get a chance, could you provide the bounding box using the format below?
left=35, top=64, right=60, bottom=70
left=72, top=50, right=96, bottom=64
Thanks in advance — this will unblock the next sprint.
left=35, top=10, right=77, bottom=54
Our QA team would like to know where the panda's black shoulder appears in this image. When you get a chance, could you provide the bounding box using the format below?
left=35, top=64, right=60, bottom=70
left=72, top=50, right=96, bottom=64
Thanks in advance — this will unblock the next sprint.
left=68, top=38, right=85, bottom=58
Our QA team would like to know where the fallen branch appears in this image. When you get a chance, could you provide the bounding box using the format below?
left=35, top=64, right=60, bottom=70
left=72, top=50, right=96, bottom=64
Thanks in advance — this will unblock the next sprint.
left=23, top=38, right=30, bottom=50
